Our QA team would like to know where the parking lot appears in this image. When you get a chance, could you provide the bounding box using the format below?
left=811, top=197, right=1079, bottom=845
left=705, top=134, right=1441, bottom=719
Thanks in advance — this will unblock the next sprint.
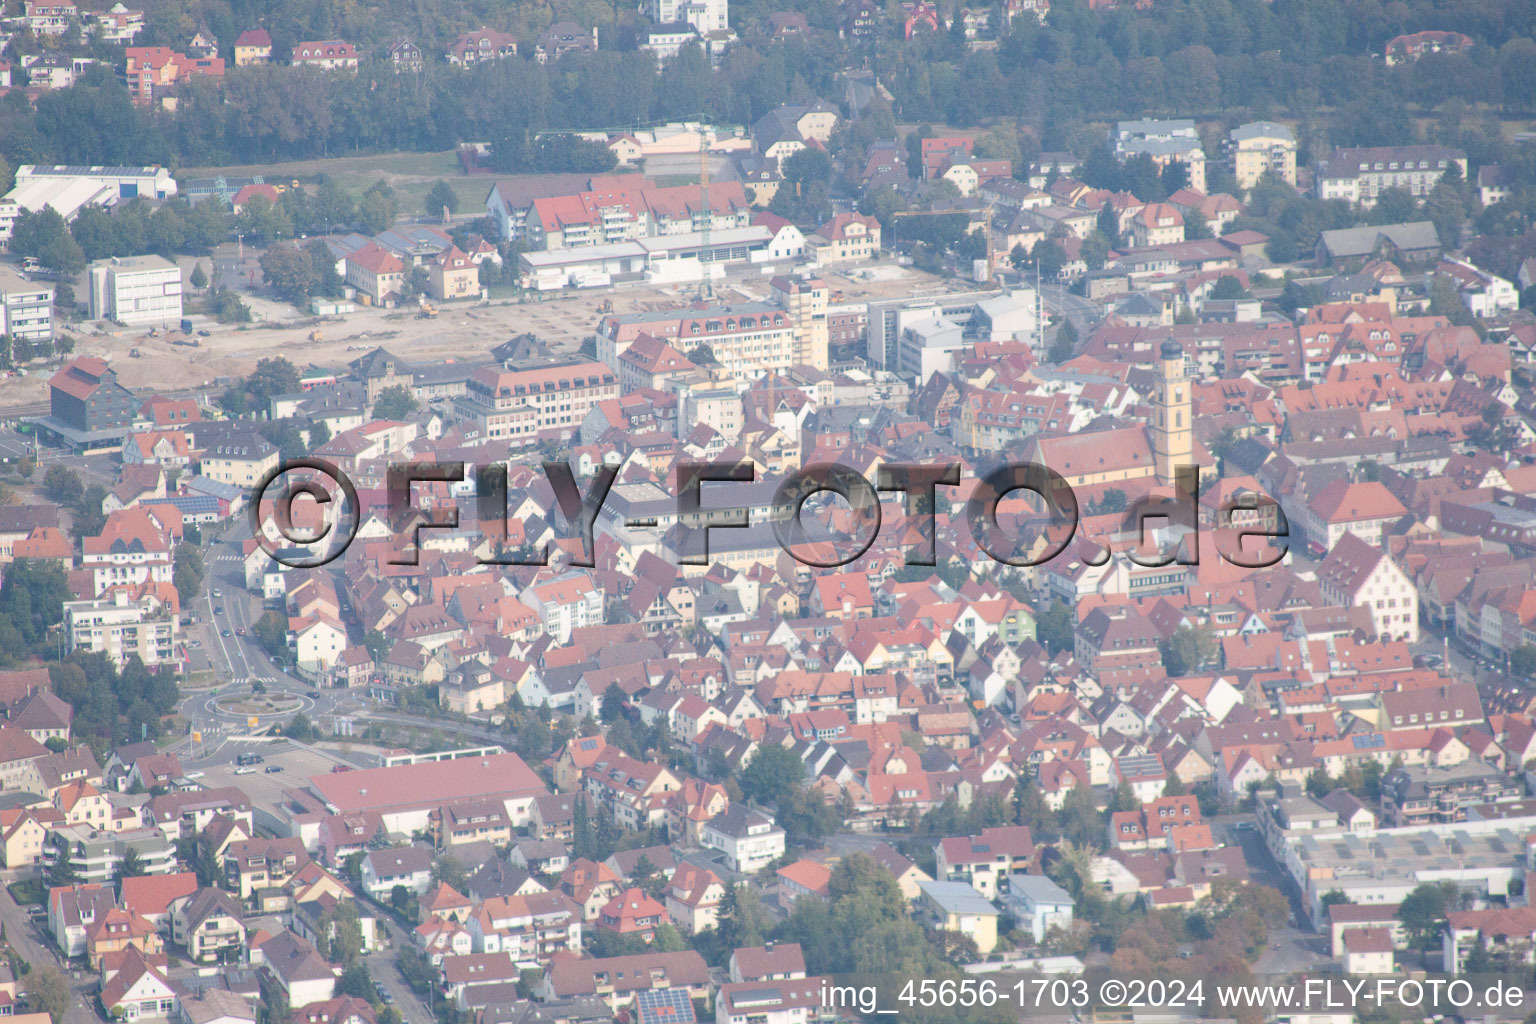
left=188, top=739, right=346, bottom=814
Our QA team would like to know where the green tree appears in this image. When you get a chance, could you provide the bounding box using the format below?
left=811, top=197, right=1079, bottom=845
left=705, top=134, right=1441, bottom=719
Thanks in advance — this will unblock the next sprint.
left=1034, top=600, right=1073, bottom=655
left=356, top=180, right=399, bottom=234
left=740, top=743, right=803, bottom=806
left=174, top=543, right=204, bottom=605
left=425, top=180, right=458, bottom=218
left=600, top=682, right=626, bottom=723
left=11, top=207, right=85, bottom=275
left=1160, top=626, right=1215, bottom=676
left=371, top=385, right=417, bottom=421
left=1399, top=881, right=1457, bottom=949
left=1210, top=275, right=1248, bottom=300
left=1080, top=231, right=1110, bottom=271
left=26, top=965, right=70, bottom=1024
left=305, top=239, right=344, bottom=295
left=189, top=262, right=208, bottom=290
left=42, top=465, right=83, bottom=504
left=259, top=243, right=317, bottom=306
left=1183, top=210, right=1211, bottom=240
left=1049, top=319, right=1078, bottom=364
left=115, top=848, right=147, bottom=880
left=1030, top=237, right=1067, bottom=278
left=253, top=610, right=288, bottom=662
left=337, top=962, right=373, bottom=998
left=1511, top=644, right=1536, bottom=681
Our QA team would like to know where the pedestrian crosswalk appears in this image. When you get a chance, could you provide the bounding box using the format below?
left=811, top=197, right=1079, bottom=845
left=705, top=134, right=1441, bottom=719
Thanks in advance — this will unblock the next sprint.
left=230, top=676, right=281, bottom=686
left=213, top=554, right=242, bottom=564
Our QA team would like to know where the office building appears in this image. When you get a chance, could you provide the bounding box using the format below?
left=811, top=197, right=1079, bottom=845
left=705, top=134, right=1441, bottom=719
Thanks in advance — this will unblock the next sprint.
left=88, top=255, right=182, bottom=325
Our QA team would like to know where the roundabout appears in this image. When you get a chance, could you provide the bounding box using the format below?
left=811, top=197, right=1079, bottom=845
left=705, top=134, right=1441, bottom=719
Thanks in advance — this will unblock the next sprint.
left=200, top=687, right=318, bottom=723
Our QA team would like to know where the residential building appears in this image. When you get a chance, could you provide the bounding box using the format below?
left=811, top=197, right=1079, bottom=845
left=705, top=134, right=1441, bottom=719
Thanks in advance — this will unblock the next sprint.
left=169, top=887, right=244, bottom=964
left=233, top=29, right=272, bottom=64
left=1130, top=203, right=1184, bottom=247
left=1226, top=121, right=1297, bottom=189
left=1113, top=120, right=1207, bottom=192
left=1316, top=533, right=1419, bottom=643
left=123, top=47, right=225, bottom=104
left=361, top=845, right=435, bottom=899
left=454, top=361, right=619, bottom=445
left=385, top=39, right=424, bottom=71
left=446, top=28, right=519, bottom=64
left=807, top=213, right=880, bottom=264
left=917, top=879, right=1000, bottom=954
left=1004, top=873, right=1074, bottom=943
left=649, top=0, right=728, bottom=34
left=289, top=40, right=359, bottom=69
left=199, top=433, right=278, bottom=488
left=64, top=586, right=179, bottom=668
left=597, top=888, right=669, bottom=943
left=714, top=979, right=828, bottom=1024
left=87, top=7, right=144, bottom=44
left=344, top=243, right=406, bottom=306
left=24, top=1, right=77, bottom=35
left=88, top=255, right=182, bottom=326
left=934, top=825, right=1035, bottom=899
left=700, top=806, right=786, bottom=872
left=1315, top=146, right=1468, bottom=206
left=430, top=246, right=479, bottom=301
left=1381, top=762, right=1520, bottom=827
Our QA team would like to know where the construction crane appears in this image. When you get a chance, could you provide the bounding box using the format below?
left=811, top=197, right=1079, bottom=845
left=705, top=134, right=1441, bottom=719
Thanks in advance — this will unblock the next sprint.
left=698, top=133, right=713, bottom=300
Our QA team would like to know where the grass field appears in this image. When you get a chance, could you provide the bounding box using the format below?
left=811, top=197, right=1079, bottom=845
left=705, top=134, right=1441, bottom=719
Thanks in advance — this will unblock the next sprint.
left=180, top=150, right=495, bottom=220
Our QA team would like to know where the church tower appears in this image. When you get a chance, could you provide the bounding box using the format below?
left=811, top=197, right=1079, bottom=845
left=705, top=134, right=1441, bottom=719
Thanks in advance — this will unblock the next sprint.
left=1152, top=338, right=1193, bottom=488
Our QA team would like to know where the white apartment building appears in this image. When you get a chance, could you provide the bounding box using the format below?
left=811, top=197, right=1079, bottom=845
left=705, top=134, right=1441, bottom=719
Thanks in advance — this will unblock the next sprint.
left=1113, top=119, right=1207, bottom=192
left=87, top=254, right=183, bottom=325
left=649, top=0, right=727, bottom=34
left=700, top=806, right=786, bottom=872
left=64, top=589, right=179, bottom=668
left=0, top=267, right=55, bottom=345
left=521, top=573, right=604, bottom=644
left=1315, top=145, right=1468, bottom=206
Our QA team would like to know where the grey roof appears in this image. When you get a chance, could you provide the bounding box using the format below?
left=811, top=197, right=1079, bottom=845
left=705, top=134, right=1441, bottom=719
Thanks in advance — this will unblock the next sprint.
left=1318, top=221, right=1440, bottom=259
left=918, top=879, right=1000, bottom=916
left=1007, top=873, right=1073, bottom=905
left=1229, top=120, right=1295, bottom=142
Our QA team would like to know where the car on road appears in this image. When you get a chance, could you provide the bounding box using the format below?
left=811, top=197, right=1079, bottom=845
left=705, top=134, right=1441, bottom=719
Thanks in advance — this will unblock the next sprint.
left=234, top=766, right=257, bottom=775
left=236, top=627, right=246, bottom=636
left=221, top=629, right=232, bottom=637
left=375, top=984, right=394, bottom=1005
left=213, top=589, right=222, bottom=598
left=265, top=765, right=284, bottom=773
left=185, top=771, right=205, bottom=779
left=307, top=691, right=320, bottom=698
left=214, top=606, right=225, bottom=615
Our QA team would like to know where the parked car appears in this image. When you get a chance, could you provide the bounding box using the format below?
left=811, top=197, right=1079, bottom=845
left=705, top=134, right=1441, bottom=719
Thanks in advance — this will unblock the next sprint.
left=264, top=765, right=284, bottom=774
left=234, top=766, right=257, bottom=775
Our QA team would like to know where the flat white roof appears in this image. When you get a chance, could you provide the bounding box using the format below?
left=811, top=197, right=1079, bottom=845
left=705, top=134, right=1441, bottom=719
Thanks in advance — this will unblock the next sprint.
left=5, top=177, right=118, bottom=219
left=638, top=225, right=772, bottom=253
